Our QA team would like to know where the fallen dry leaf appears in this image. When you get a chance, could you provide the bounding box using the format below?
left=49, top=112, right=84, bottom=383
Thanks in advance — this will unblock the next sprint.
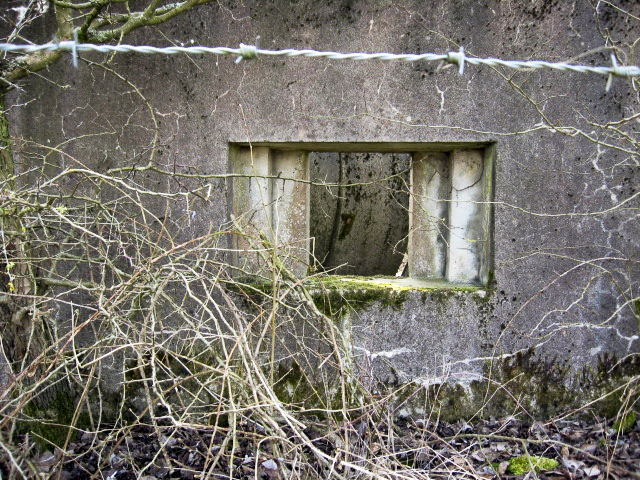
left=471, top=447, right=498, bottom=462
left=583, top=466, right=601, bottom=477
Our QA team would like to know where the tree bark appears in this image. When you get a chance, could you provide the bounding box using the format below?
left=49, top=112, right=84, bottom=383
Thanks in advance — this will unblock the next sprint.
left=0, top=88, right=58, bottom=409
left=0, top=90, right=17, bottom=403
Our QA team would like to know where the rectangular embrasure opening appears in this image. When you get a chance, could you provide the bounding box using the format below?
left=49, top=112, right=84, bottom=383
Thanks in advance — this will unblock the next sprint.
left=230, top=143, right=493, bottom=286
left=310, top=152, right=410, bottom=276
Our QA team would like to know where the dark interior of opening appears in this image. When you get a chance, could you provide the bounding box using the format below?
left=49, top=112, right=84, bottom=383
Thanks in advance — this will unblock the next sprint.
left=310, top=152, right=410, bottom=276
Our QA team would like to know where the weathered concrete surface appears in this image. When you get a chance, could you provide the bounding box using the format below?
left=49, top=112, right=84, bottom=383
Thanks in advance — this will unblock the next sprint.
left=7, top=0, right=640, bottom=417
left=447, top=149, right=491, bottom=284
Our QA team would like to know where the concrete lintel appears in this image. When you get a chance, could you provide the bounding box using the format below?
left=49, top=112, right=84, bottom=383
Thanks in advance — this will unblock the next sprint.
left=230, top=141, right=492, bottom=153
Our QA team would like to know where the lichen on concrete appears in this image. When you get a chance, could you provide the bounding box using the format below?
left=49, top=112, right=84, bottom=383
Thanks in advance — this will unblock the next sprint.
left=388, top=348, right=640, bottom=422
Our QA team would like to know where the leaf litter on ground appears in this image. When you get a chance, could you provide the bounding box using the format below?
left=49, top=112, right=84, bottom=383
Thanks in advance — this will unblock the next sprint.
left=7, top=413, right=640, bottom=479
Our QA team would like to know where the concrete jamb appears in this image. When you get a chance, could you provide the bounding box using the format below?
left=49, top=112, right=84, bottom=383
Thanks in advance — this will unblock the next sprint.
left=478, top=145, right=495, bottom=284
left=271, top=150, right=310, bottom=277
left=446, top=149, right=485, bottom=283
left=231, top=146, right=272, bottom=275
left=409, top=152, right=450, bottom=279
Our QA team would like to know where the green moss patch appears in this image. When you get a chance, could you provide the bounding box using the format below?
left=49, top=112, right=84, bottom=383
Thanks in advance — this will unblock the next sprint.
left=312, top=285, right=408, bottom=318
left=470, top=348, right=573, bottom=418
left=507, top=455, right=558, bottom=475
left=23, top=391, right=89, bottom=450
left=306, top=275, right=484, bottom=318
left=613, top=411, right=636, bottom=434
left=228, top=274, right=486, bottom=319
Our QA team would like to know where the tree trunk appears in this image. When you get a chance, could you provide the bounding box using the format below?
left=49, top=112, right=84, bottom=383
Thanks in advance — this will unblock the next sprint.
left=0, top=89, right=60, bottom=410
left=0, top=89, right=16, bottom=401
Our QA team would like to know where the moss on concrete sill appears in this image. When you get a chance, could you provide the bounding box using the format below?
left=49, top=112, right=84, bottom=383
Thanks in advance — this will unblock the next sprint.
left=305, top=275, right=483, bottom=292
left=228, top=274, right=491, bottom=318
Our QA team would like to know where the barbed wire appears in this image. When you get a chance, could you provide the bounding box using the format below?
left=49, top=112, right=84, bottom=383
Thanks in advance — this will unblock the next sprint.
left=1, top=40, right=638, bottom=90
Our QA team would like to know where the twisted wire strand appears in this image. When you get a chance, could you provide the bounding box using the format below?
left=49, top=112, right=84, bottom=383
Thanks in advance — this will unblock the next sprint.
left=1, top=41, right=639, bottom=79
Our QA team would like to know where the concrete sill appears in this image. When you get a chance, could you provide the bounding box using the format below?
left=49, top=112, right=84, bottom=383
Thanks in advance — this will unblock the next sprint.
left=305, top=275, right=486, bottom=292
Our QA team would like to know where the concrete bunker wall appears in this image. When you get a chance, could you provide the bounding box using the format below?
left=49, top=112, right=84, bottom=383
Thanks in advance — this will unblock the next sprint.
left=6, top=0, right=640, bottom=418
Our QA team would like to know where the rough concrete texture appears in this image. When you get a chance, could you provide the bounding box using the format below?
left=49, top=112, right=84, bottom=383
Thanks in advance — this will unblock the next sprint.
left=7, top=0, right=640, bottom=417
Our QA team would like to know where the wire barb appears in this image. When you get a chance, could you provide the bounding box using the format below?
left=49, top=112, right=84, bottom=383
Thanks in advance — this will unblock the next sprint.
left=236, top=43, right=258, bottom=63
left=605, top=54, right=632, bottom=92
left=447, top=47, right=465, bottom=75
left=71, top=30, right=79, bottom=68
